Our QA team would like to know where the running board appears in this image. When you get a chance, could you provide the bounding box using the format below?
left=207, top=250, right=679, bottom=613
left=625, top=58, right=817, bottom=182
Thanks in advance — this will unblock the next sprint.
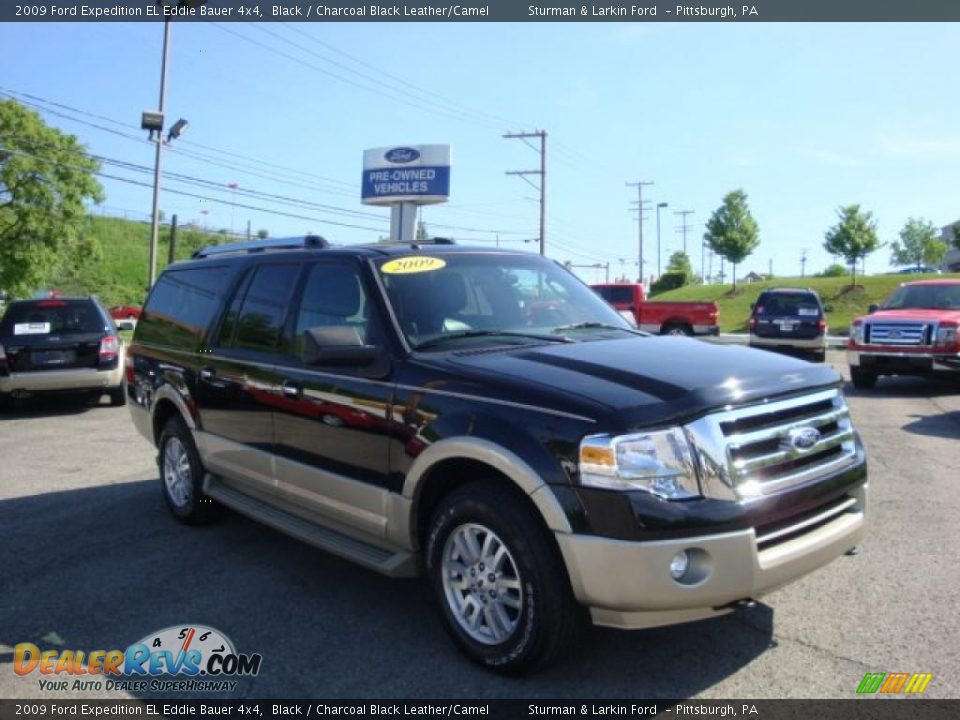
left=203, top=474, right=417, bottom=578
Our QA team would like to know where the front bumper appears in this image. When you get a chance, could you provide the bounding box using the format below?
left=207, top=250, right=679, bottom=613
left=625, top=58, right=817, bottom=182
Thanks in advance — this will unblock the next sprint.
left=557, top=484, right=866, bottom=630
left=847, top=349, right=960, bottom=373
left=0, top=365, right=123, bottom=394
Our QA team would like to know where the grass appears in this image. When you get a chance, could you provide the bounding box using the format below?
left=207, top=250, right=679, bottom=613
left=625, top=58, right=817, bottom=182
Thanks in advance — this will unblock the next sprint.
left=48, top=216, right=227, bottom=307
left=652, top=273, right=960, bottom=334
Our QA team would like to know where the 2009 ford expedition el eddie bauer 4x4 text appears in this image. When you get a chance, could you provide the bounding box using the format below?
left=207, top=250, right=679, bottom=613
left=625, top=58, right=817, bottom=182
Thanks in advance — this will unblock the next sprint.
left=127, top=237, right=867, bottom=674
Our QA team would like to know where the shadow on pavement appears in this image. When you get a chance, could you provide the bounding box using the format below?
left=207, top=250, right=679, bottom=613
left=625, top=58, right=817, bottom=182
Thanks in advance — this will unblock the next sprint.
left=0, top=479, right=774, bottom=699
left=844, top=375, right=960, bottom=398
left=901, top=412, right=960, bottom=440
left=0, top=393, right=111, bottom=421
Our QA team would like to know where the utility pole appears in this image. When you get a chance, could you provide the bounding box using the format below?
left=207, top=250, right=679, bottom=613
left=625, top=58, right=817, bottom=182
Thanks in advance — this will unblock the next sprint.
left=656, top=202, right=669, bottom=278
left=167, top=213, right=178, bottom=265
left=504, top=131, right=547, bottom=256
left=147, top=19, right=171, bottom=290
left=801, top=248, right=808, bottom=278
left=674, top=210, right=694, bottom=254
left=769, top=258, right=773, bottom=278
left=627, top=181, right=654, bottom=282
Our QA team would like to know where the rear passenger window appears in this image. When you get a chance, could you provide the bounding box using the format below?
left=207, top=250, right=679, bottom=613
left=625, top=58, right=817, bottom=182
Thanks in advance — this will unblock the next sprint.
left=221, top=264, right=301, bottom=354
left=140, top=266, right=230, bottom=347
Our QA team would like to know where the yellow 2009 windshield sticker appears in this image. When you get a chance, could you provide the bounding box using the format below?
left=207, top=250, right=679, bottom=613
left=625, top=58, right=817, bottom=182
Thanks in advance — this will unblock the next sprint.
left=381, top=256, right=447, bottom=274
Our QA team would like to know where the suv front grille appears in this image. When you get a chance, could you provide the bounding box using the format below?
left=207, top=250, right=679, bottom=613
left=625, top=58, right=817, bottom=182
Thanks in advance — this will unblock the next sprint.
left=865, top=322, right=931, bottom=346
left=685, top=388, right=859, bottom=500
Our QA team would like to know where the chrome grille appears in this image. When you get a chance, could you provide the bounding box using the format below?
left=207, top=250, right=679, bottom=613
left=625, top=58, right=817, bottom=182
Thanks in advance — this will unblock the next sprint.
left=685, top=388, right=860, bottom=501
left=866, top=322, right=931, bottom=346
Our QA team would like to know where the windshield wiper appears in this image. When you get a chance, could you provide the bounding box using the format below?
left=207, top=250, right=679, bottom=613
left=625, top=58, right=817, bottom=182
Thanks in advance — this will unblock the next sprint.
left=413, top=330, right=574, bottom=351
left=552, top=321, right=646, bottom=336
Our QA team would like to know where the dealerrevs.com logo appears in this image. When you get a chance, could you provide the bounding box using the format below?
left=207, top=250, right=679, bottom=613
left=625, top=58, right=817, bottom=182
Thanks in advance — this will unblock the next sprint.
left=14, top=624, right=262, bottom=693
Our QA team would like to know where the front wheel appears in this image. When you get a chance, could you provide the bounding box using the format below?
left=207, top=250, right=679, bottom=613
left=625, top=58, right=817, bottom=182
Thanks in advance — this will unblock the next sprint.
left=850, top=367, right=878, bottom=390
left=425, top=482, right=584, bottom=674
left=158, top=417, right=223, bottom=524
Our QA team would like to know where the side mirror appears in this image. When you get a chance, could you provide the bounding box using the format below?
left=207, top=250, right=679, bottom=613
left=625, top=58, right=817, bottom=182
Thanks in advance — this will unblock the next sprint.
left=867, top=304, right=879, bottom=314
left=301, top=326, right=378, bottom=366
left=823, top=304, right=834, bottom=313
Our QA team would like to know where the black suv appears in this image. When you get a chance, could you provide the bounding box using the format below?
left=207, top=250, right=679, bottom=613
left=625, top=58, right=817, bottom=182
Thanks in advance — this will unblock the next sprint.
left=749, top=288, right=829, bottom=362
left=1, top=296, right=125, bottom=408
left=128, top=237, right=867, bottom=673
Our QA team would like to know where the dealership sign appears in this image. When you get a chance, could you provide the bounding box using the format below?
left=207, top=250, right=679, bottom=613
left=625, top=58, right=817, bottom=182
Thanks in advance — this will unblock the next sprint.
left=361, top=144, right=451, bottom=206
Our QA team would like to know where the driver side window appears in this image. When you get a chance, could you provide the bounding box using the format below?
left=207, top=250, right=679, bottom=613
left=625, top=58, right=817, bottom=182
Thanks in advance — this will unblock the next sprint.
left=293, top=263, right=376, bottom=358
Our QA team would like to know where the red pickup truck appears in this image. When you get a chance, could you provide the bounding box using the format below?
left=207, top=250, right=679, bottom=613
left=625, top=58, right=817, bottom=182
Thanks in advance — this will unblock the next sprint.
left=847, top=279, right=960, bottom=389
left=591, top=283, right=719, bottom=336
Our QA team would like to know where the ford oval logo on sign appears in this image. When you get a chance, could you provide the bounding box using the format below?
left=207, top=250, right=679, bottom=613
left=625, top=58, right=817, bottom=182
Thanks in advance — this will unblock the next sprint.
left=385, top=147, right=420, bottom=164
left=786, top=426, right=821, bottom=453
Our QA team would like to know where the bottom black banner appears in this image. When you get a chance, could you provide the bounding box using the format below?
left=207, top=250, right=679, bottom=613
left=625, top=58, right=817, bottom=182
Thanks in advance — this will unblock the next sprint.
left=1, top=700, right=958, bottom=720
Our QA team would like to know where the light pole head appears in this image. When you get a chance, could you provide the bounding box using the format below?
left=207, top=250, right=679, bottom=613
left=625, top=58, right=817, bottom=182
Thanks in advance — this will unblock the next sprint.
left=658, top=202, right=669, bottom=208
left=167, top=118, right=189, bottom=142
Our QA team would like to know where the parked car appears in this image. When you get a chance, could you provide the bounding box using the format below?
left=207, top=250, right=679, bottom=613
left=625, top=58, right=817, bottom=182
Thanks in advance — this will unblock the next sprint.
left=128, top=236, right=866, bottom=673
left=0, top=296, right=126, bottom=408
left=847, top=279, right=960, bottom=388
left=749, top=288, right=829, bottom=362
left=109, top=304, right=142, bottom=321
left=590, top=282, right=719, bottom=336
left=887, top=266, right=942, bottom=275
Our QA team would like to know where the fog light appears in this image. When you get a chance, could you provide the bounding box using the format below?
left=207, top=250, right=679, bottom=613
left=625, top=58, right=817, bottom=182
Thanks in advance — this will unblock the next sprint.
left=669, top=551, right=690, bottom=580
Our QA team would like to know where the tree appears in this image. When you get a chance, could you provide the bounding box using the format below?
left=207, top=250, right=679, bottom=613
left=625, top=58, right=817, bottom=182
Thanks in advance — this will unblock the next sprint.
left=816, top=263, right=848, bottom=278
left=822, top=205, right=880, bottom=286
left=0, top=99, right=104, bottom=296
left=256, top=228, right=269, bottom=239
left=703, top=189, right=760, bottom=290
left=889, top=217, right=947, bottom=269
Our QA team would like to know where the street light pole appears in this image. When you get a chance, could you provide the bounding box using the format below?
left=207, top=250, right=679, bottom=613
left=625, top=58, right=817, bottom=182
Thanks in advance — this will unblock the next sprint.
left=148, top=19, right=171, bottom=290
left=656, top=202, right=669, bottom=277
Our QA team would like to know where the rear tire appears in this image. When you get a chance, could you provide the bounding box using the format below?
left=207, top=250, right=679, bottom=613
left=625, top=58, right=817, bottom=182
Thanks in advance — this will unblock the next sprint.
left=108, top=383, right=126, bottom=407
left=425, top=481, right=584, bottom=675
left=850, top=368, right=878, bottom=390
left=811, top=350, right=827, bottom=364
left=0, top=392, right=14, bottom=412
left=158, top=416, right=223, bottom=525
left=661, top=323, right=693, bottom=336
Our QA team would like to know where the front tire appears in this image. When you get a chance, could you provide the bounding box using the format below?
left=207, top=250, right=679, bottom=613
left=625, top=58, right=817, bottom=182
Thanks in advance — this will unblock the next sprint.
left=158, top=417, right=223, bottom=524
left=850, top=367, right=878, bottom=390
left=425, top=482, right=583, bottom=674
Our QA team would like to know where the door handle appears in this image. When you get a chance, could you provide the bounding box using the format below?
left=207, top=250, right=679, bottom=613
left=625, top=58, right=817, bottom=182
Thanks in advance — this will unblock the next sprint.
left=281, top=381, right=302, bottom=399
left=199, top=366, right=216, bottom=381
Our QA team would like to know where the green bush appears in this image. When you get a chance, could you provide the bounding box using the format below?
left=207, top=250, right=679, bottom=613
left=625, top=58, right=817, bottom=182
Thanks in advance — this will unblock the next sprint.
left=650, top=272, right=688, bottom=295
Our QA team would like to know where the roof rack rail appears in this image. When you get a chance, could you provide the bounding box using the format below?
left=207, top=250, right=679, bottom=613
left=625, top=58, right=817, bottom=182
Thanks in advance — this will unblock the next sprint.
left=375, top=237, right=456, bottom=246
left=192, top=235, right=329, bottom=259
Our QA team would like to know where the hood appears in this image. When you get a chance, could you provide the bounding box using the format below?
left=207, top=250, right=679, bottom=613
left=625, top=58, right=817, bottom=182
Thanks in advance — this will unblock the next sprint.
left=417, top=336, right=841, bottom=430
left=867, top=309, right=960, bottom=324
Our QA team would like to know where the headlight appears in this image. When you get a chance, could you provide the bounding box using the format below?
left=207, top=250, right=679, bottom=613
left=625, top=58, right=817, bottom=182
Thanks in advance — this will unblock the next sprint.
left=579, top=428, right=701, bottom=499
left=935, top=325, right=957, bottom=348
left=850, top=322, right=865, bottom=344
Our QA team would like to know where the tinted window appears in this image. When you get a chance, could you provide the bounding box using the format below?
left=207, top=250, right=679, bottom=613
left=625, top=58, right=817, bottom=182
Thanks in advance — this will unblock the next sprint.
left=1, top=299, right=104, bottom=336
left=595, top=286, right=634, bottom=304
left=293, top=263, right=379, bottom=357
left=223, top=264, right=301, bottom=354
left=755, top=293, right=821, bottom=317
left=139, top=266, right=230, bottom=347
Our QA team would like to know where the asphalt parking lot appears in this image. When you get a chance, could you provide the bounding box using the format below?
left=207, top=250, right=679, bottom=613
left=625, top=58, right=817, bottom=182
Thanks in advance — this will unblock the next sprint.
left=1, top=351, right=959, bottom=699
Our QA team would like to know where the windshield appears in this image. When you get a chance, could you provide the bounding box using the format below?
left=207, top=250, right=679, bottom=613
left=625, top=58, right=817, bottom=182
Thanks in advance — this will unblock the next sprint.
left=375, top=252, right=633, bottom=349
left=881, top=284, right=960, bottom=310
left=0, top=299, right=105, bottom=336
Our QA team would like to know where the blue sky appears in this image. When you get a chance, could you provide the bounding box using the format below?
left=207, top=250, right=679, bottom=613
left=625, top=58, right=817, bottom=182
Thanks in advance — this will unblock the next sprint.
left=1, top=21, right=957, bottom=282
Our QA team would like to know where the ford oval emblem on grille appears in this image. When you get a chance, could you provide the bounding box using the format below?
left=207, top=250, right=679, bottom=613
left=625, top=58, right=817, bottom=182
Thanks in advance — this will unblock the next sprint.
left=385, top=147, right=420, bottom=163
left=888, top=330, right=902, bottom=338
left=786, top=426, right=821, bottom=452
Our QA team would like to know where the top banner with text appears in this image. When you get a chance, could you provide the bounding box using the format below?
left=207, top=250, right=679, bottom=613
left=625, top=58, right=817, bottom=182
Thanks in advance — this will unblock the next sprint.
left=3, top=1, right=960, bottom=23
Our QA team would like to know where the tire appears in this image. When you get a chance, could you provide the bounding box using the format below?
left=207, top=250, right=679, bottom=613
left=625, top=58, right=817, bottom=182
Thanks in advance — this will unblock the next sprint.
left=811, top=350, right=827, bottom=364
left=0, top=392, right=14, bottom=412
left=425, top=481, right=584, bottom=674
left=661, top=323, right=692, bottom=337
left=108, top=382, right=126, bottom=407
left=158, top=416, right=223, bottom=525
left=850, top=368, right=878, bottom=390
